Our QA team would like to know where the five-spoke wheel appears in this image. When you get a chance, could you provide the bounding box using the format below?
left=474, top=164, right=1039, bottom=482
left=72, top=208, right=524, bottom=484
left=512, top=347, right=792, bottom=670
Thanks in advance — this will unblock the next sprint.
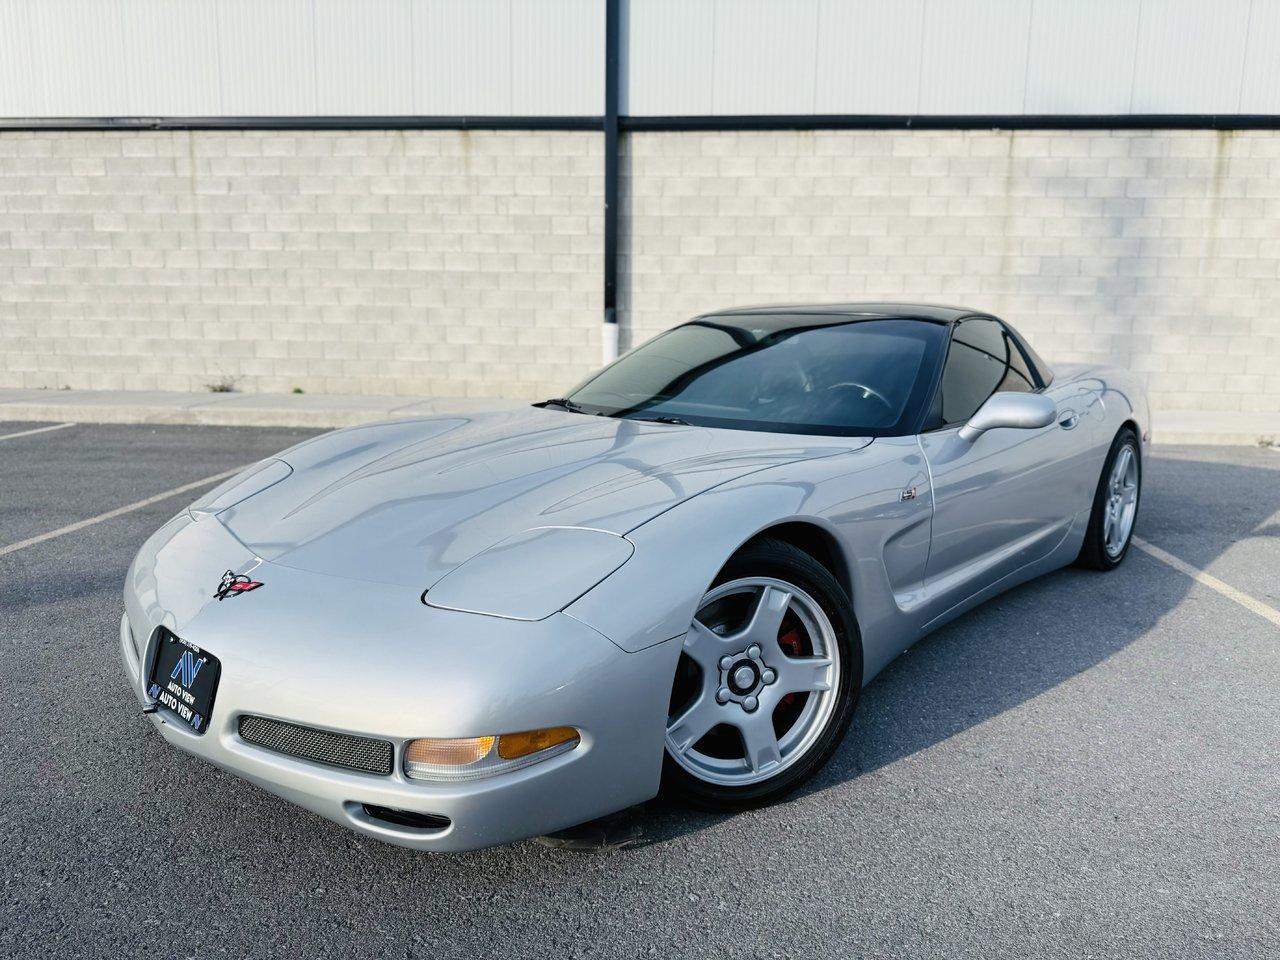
left=663, top=538, right=860, bottom=807
left=1102, top=442, right=1139, bottom=558
left=1078, top=426, right=1142, bottom=570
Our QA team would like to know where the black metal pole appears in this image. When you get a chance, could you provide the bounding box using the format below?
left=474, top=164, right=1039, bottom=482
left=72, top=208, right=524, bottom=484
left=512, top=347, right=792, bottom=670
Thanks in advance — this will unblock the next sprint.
left=602, top=0, right=620, bottom=362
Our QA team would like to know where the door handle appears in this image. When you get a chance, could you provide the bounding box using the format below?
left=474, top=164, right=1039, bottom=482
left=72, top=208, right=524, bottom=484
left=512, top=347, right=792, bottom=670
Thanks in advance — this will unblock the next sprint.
left=1058, top=413, right=1079, bottom=430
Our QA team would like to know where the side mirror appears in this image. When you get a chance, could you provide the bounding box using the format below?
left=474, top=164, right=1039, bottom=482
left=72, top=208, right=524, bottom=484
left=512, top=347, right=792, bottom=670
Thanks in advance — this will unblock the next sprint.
left=958, top=392, right=1056, bottom=442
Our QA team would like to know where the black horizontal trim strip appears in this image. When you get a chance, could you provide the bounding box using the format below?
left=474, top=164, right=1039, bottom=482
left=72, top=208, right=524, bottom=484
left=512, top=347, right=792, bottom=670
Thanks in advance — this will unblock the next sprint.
left=3, top=113, right=1280, bottom=133
left=0, top=115, right=602, bottom=132
left=621, top=113, right=1280, bottom=131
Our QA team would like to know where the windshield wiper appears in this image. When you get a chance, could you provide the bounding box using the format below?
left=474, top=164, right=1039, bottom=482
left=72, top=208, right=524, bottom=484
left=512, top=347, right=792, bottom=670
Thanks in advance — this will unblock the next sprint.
left=537, top=399, right=687, bottom=424
left=629, top=415, right=690, bottom=425
left=535, top=397, right=587, bottom=413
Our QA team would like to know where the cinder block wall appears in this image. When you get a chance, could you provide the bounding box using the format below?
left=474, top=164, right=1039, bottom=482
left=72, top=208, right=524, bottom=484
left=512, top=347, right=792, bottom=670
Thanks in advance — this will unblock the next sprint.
left=0, top=130, right=602, bottom=397
left=2, top=127, right=1280, bottom=416
left=621, top=130, right=1280, bottom=415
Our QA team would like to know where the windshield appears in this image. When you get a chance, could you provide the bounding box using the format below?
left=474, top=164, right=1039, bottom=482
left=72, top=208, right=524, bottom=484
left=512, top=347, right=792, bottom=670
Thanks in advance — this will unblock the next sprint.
left=562, top=317, right=946, bottom=436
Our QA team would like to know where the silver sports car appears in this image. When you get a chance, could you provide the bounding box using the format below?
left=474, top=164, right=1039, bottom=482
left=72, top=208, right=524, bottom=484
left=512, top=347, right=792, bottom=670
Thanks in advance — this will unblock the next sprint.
left=121, top=303, right=1148, bottom=851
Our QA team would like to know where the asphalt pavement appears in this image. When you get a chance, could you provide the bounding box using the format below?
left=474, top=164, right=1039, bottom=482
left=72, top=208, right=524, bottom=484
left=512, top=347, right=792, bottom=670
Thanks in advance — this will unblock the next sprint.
left=1, top=422, right=1276, bottom=959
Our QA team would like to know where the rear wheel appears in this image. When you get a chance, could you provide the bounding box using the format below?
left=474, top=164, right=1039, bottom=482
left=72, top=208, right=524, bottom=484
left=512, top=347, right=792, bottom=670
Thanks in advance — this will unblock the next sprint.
left=1076, top=427, right=1141, bottom=570
left=662, top=538, right=860, bottom=809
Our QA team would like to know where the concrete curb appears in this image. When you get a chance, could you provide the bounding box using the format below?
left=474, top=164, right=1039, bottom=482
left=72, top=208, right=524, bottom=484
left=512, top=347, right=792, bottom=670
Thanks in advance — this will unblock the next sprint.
left=1150, top=411, right=1280, bottom=448
left=1156, top=431, right=1277, bottom=447
left=0, top=390, right=519, bottom=430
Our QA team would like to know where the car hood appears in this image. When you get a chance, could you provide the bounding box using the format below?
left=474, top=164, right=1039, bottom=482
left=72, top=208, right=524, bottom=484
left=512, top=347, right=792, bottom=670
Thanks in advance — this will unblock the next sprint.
left=215, top=406, right=868, bottom=587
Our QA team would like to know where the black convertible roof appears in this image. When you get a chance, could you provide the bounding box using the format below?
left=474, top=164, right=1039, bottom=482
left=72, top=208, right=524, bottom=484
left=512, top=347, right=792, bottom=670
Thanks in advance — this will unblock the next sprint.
left=694, top=302, right=984, bottom=325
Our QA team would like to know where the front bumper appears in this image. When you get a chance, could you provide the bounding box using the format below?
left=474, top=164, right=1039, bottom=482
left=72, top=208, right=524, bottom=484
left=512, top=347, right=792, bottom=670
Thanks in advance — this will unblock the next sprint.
left=120, top=516, right=675, bottom=852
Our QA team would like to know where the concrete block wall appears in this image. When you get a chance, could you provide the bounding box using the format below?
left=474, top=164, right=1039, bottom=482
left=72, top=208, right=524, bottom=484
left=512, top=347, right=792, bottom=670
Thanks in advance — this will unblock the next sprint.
left=0, top=130, right=602, bottom=397
left=2, top=127, right=1280, bottom=417
left=621, top=130, right=1280, bottom=415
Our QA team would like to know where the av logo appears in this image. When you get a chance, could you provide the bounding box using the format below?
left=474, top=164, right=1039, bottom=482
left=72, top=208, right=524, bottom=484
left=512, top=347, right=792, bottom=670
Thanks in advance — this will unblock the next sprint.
left=169, top=649, right=206, bottom=688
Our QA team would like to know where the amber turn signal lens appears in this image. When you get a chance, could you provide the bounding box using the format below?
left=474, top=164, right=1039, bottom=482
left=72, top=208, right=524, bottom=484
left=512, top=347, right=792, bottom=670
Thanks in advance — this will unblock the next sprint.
left=497, top=726, right=579, bottom=760
left=404, top=735, right=495, bottom=767
left=403, top=727, right=580, bottom=782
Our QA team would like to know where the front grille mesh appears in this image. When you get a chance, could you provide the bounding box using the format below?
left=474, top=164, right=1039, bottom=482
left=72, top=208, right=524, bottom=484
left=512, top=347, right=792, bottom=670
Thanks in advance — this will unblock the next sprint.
left=239, top=715, right=394, bottom=776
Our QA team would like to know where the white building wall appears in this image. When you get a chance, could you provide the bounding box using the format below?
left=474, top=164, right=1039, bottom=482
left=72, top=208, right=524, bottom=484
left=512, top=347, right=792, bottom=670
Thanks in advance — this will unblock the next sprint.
left=0, top=130, right=602, bottom=397
left=2, top=127, right=1279, bottom=418
left=620, top=130, right=1280, bottom=416
left=1, top=4, right=1280, bottom=421
left=0, top=0, right=603, bottom=118
left=1, top=1, right=1278, bottom=119
left=624, top=0, right=1280, bottom=116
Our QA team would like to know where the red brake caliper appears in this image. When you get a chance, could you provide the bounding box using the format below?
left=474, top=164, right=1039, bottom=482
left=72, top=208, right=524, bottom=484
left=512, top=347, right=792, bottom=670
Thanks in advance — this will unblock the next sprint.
left=777, top=624, right=804, bottom=709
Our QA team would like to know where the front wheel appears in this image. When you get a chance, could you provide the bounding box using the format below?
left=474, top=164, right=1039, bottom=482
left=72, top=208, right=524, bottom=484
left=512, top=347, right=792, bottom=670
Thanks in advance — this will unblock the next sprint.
left=662, top=538, right=861, bottom=809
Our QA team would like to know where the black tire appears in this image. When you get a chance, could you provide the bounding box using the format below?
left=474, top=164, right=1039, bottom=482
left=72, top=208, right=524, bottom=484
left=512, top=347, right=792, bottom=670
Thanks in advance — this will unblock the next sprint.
left=661, top=537, right=862, bottom=810
left=1076, top=427, right=1141, bottom=571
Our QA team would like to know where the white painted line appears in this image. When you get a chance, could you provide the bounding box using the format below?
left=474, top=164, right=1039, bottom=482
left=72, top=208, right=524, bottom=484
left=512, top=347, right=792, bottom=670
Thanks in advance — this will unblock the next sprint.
left=0, top=422, right=76, bottom=441
left=1132, top=536, right=1280, bottom=629
left=0, top=467, right=243, bottom=559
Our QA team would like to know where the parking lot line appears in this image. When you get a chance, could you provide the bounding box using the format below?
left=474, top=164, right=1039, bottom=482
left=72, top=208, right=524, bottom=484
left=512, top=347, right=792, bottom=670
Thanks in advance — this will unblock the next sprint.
left=1132, top=536, right=1280, bottom=629
left=0, top=466, right=243, bottom=559
left=0, top=422, right=76, bottom=441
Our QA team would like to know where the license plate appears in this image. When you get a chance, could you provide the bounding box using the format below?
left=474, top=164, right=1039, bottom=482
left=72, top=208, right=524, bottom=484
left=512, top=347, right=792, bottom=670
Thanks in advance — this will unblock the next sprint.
left=147, top=631, right=221, bottom=734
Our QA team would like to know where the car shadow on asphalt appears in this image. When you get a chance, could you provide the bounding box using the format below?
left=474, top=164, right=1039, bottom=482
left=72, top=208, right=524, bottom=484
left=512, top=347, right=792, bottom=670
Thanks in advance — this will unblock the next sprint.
left=566, top=451, right=1280, bottom=852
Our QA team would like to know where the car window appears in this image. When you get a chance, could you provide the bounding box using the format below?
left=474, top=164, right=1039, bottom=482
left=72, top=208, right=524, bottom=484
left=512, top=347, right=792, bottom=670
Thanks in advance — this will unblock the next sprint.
left=1018, top=335, right=1054, bottom=386
left=937, top=318, right=1035, bottom=426
left=1006, top=333, right=1036, bottom=386
left=563, top=317, right=946, bottom=437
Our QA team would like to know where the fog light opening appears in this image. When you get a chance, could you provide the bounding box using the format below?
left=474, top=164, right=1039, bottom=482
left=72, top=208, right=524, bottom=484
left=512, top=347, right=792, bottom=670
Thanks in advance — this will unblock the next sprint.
left=360, top=803, right=451, bottom=832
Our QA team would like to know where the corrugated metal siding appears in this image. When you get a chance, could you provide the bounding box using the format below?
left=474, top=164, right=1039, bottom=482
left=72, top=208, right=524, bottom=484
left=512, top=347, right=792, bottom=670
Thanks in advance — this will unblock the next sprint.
left=625, top=0, right=1280, bottom=117
left=1130, top=0, right=1252, bottom=113
left=918, top=0, right=1033, bottom=114
left=412, top=0, right=513, bottom=114
left=217, top=0, right=318, bottom=115
left=314, top=0, right=413, bottom=115
left=0, top=0, right=601, bottom=118
left=0, top=0, right=1279, bottom=118
left=712, top=0, right=820, bottom=114
left=123, top=0, right=222, bottom=115
left=813, top=0, right=925, bottom=115
left=620, top=0, right=713, bottom=115
left=511, top=0, right=603, bottom=115
left=1023, top=0, right=1142, bottom=114
left=1241, top=0, right=1280, bottom=112
left=0, top=1, right=38, bottom=116
left=25, top=0, right=128, bottom=116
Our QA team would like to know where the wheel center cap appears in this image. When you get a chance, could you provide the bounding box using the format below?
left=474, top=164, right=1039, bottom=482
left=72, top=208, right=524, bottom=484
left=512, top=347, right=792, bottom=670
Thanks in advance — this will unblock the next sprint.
left=729, top=662, right=758, bottom=694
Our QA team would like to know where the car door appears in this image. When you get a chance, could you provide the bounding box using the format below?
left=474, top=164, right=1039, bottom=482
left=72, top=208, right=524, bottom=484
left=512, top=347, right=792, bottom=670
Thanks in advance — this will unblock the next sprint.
left=917, top=317, right=1083, bottom=602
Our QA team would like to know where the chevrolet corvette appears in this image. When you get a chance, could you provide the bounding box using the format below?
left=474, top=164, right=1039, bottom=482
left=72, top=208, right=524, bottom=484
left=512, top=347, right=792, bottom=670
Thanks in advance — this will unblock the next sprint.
left=120, top=303, right=1148, bottom=851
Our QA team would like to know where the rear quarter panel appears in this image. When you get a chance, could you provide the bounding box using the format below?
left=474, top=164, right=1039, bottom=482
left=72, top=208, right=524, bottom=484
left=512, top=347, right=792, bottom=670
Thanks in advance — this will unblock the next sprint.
left=1051, top=361, right=1151, bottom=458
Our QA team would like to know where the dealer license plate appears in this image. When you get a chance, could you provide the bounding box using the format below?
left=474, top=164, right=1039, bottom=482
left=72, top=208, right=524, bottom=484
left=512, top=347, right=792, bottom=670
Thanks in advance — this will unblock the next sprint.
left=146, top=631, right=221, bottom=734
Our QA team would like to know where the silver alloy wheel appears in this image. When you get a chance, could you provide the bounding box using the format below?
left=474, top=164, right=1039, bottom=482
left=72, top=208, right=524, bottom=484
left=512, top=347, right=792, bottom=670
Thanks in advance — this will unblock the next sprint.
left=1103, top=442, right=1139, bottom=558
left=665, top=577, right=841, bottom=787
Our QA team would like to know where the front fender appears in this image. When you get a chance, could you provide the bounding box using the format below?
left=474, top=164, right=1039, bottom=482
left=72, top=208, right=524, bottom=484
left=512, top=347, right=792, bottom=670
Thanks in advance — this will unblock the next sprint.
left=565, top=436, right=932, bottom=685
left=565, top=482, right=820, bottom=655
